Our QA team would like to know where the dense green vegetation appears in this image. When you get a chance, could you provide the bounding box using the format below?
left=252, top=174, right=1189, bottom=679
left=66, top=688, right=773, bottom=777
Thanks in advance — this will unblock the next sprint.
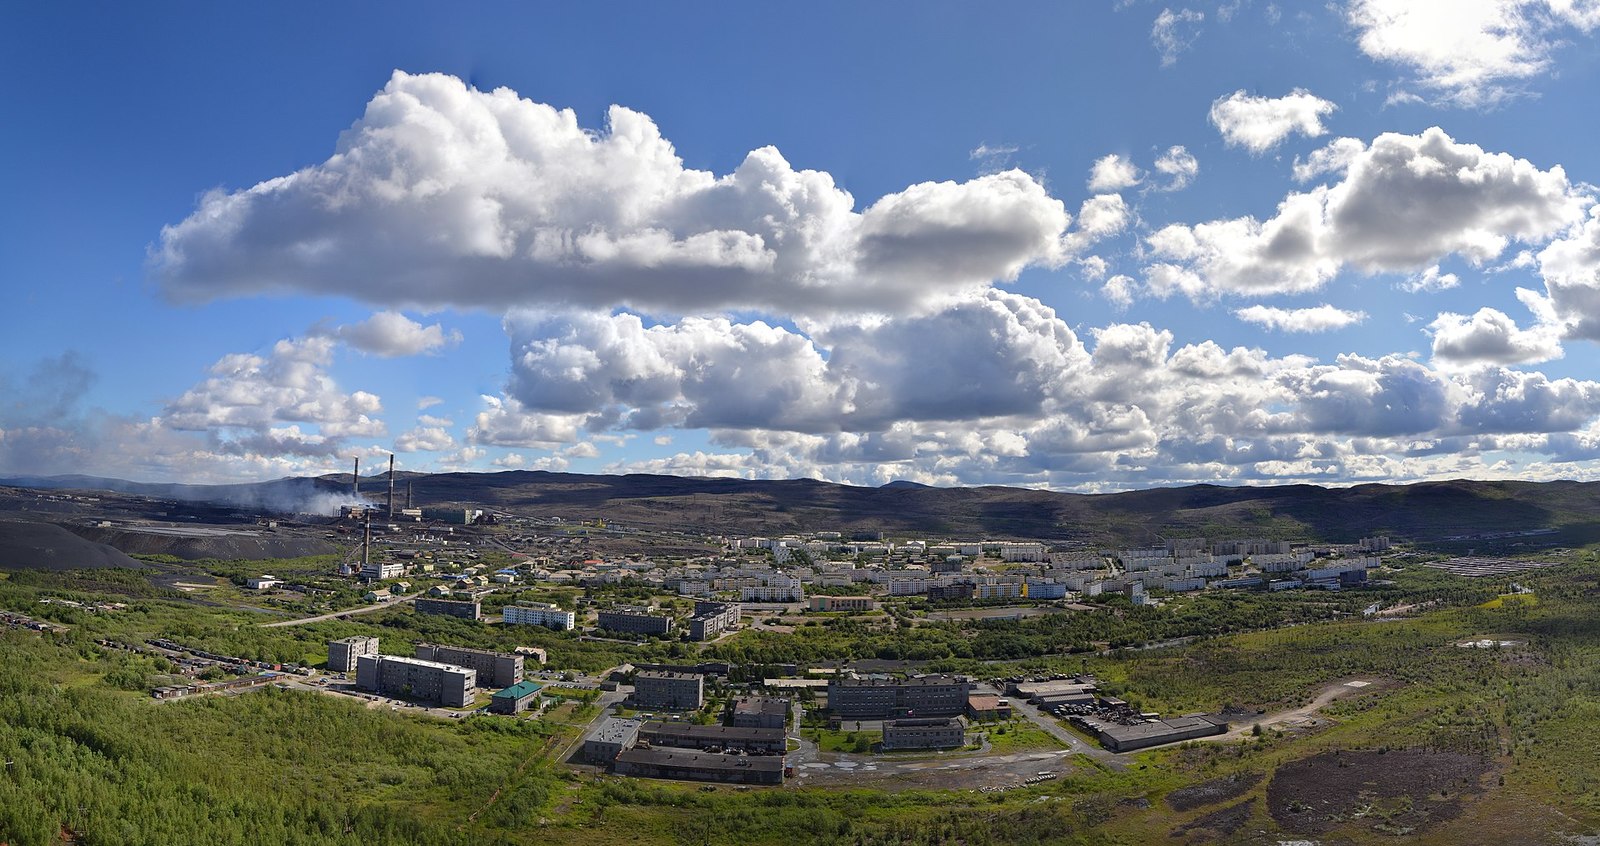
left=4, top=551, right=1600, bottom=844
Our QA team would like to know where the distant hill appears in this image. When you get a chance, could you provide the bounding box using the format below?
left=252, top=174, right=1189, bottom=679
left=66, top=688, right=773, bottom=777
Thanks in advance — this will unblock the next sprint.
left=10, top=471, right=1596, bottom=547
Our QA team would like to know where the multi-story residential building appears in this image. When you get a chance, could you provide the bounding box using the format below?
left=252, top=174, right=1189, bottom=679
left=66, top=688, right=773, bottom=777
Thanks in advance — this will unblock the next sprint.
left=355, top=654, right=475, bottom=707
left=414, top=643, right=523, bottom=689
left=973, top=582, right=1022, bottom=600
left=827, top=675, right=973, bottom=719
left=998, top=542, right=1046, bottom=563
left=414, top=597, right=481, bottom=620
left=740, top=573, right=804, bottom=603
left=927, top=582, right=974, bottom=602
left=687, top=601, right=740, bottom=641
left=327, top=635, right=379, bottom=673
left=889, top=578, right=930, bottom=596
left=1023, top=580, right=1067, bottom=599
left=597, top=606, right=674, bottom=636
left=502, top=602, right=575, bottom=630
left=633, top=671, right=705, bottom=710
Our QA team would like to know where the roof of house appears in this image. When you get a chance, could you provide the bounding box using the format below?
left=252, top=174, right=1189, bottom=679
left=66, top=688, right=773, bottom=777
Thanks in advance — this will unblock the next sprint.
left=493, top=680, right=543, bottom=699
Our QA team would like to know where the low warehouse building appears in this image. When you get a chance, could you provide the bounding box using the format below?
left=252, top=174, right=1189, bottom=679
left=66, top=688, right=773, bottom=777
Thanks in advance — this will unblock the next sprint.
left=611, top=748, right=784, bottom=785
left=881, top=717, right=966, bottom=750
left=639, top=722, right=786, bottom=754
left=1088, top=715, right=1228, bottom=752
left=966, top=694, right=1012, bottom=721
left=489, top=680, right=542, bottom=715
left=731, top=696, right=790, bottom=730
left=583, top=717, right=642, bottom=764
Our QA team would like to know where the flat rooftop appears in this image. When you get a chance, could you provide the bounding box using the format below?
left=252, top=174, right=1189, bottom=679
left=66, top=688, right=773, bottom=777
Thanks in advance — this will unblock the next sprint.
left=587, top=717, right=642, bottom=744
left=368, top=655, right=474, bottom=673
left=831, top=675, right=968, bottom=687
left=615, top=747, right=785, bottom=773
left=734, top=697, right=789, bottom=716
left=1097, top=715, right=1226, bottom=743
left=641, top=722, right=784, bottom=742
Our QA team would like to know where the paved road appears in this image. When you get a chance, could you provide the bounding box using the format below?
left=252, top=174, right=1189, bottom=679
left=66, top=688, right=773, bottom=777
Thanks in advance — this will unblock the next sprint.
left=259, top=593, right=418, bottom=627
left=1006, top=693, right=1122, bottom=765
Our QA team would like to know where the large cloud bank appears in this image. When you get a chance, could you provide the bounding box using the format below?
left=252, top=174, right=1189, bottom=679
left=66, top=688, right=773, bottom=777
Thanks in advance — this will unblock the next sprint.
left=104, top=72, right=1600, bottom=489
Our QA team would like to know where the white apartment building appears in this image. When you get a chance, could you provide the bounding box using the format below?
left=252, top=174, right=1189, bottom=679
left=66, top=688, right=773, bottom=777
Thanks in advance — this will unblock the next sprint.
left=503, top=603, right=576, bottom=631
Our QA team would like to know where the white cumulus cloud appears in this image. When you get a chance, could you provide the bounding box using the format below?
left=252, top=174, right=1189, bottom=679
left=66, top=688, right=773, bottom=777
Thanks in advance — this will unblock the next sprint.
left=1088, top=154, right=1142, bottom=192
left=1144, top=127, right=1588, bottom=299
left=1235, top=304, right=1368, bottom=332
left=1347, top=0, right=1600, bottom=108
left=151, top=71, right=1074, bottom=319
left=330, top=311, right=461, bottom=357
left=1209, top=89, right=1338, bottom=155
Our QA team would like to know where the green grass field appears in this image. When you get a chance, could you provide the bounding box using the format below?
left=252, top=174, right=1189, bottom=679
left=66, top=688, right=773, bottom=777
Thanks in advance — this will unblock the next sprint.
left=4, top=554, right=1600, bottom=845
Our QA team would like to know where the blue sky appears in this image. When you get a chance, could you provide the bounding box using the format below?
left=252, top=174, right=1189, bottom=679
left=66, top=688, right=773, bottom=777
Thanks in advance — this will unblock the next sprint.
left=4, top=1, right=1600, bottom=490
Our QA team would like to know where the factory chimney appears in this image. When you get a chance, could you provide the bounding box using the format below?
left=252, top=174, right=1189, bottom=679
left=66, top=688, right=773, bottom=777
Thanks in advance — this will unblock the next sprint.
left=388, top=454, right=396, bottom=519
left=407, top=481, right=413, bottom=510
left=362, top=511, right=371, bottom=569
left=353, top=457, right=360, bottom=499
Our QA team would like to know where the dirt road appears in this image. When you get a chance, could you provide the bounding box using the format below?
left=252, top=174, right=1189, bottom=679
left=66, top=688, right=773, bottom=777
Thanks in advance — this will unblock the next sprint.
left=1213, top=677, right=1387, bottom=741
left=259, top=593, right=418, bottom=627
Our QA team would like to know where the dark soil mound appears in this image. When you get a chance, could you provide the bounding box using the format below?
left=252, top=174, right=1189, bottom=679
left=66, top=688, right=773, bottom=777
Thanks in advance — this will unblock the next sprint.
left=1166, top=772, right=1263, bottom=811
left=1173, top=797, right=1256, bottom=840
left=0, top=520, right=144, bottom=570
left=1267, top=749, right=1492, bottom=837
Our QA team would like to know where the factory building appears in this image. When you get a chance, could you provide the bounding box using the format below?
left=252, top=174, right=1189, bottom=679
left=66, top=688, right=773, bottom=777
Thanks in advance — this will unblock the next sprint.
left=414, top=597, right=481, bottom=621
left=584, top=717, right=642, bottom=764
left=597, top=606, right=674, bottom=636
left=881, top=717, right=966, bottom=750
left=827, top=675, right=973, bottom=719
left=489, top=680, right=542, bottom=715
left=502, top=602, right=575, bottom=630
left=638, top=722, right=786, bottom=754
left=327, top=635, right=379, bottom=673
left=360, top=560, right=404, bottom=582
left=414, top=643, right=523, bottom=689
left=633, top=671, right=705, bottom=710
left=731, top=696, right=790, bottom=730
left=355, top=654, right=475, bottom=708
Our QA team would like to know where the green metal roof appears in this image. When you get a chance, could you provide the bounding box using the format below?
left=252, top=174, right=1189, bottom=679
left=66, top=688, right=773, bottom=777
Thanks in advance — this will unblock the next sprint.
left=493, top=680, right=542, bottom=699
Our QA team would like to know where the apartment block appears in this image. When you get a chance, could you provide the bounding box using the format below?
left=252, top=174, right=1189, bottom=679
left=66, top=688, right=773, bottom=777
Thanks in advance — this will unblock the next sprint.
left=327, top=635, right=379, bottom=673
left=633, top=671, right=705, bottom=710
left=502, top=602, right=576, bottom=630
left=414, top=643, right=523, bottom=689
left=355, top=654, right=475, bottom=707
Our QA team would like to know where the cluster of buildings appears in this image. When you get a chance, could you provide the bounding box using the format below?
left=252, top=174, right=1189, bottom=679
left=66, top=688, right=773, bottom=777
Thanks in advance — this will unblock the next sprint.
left=582, top=692, right=793, bottom=785
left=330, top=636, right=541, bottom=713
left=1004, top=676, right=1230, bottom=752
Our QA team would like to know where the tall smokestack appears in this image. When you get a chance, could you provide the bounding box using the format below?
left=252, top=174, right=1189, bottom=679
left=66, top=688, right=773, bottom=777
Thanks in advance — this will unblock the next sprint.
left=353, top=457, right=360, bottom=499
left=362, top=511, right=371, bottom=570
left=407, top=481, right=413, bottom=510
left=388, top=454, right=396, bottom=519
